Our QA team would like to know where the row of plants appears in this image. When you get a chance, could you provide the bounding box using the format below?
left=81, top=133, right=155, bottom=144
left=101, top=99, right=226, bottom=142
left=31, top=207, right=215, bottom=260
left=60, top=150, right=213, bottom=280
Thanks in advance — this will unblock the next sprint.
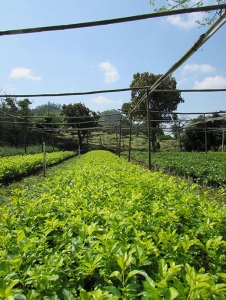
left=0, top=151, right=76, bottom=184
left=0, top=150, right=226, bottom=299
left=122, top=151, right=226, bottom=189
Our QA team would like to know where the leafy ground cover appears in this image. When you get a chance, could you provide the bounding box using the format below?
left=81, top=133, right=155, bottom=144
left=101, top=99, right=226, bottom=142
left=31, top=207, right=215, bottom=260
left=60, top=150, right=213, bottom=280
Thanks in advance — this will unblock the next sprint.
left=0, top=150, right=226, bottom=299
left=122, top=151, right=226, bottom=189
left=0, top=151, right=75, bottom=184
left=0, top=156, right=77, bottom=206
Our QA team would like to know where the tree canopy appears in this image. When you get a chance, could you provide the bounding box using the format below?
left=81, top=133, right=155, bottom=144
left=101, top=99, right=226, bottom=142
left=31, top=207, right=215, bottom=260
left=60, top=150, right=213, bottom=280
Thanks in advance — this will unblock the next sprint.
left=181, top=113, right=226, bottom=151
left=61, top=103, right=99, bottom=149
left=31, top=102, right=61, bottom=116
left=0, top=97, right=33, bottom=147
left=99, top=109, right=122, bottom=127
left=121, top=72, right=184, bottom=152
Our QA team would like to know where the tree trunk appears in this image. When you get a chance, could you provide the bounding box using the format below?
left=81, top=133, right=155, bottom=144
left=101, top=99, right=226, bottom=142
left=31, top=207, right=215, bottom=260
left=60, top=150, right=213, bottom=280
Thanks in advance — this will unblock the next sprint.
left=151, top=131, right=156, bottom=153
left=78, top=131, right=83, bottom=150
left=78, top=130, right=88, bottom=150
left=150, top=122, right=157, bottom=153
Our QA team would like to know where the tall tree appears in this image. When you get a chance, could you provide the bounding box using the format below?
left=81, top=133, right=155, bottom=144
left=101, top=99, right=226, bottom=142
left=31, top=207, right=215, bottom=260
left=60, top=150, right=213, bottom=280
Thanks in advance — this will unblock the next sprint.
left=181, top=113, right=226, bottom=151
left=32, top=102, right=62, bottom=115
left=61, top=103, right=99, bottom=149
left=99, top=109, right=123, bottom=127
left=171, top=114, right=191, bottom=151
left=121, top=72, right=184, bottom=152
left=0, top=97, right=33, bottom=147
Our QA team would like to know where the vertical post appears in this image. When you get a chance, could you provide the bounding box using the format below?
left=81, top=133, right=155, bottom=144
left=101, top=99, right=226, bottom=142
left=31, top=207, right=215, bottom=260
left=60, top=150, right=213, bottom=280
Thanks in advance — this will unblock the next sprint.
left=119, top=120, right=122, bottom=157
left=204, top=114, right=207, bottom=154
left=222, top=129, right=225, bottom=152
left=52, top=125, right=54, bottom=152
left=43, top=142, right=46, bottom=177
left=87, top=130, right=89, bottom=150
left=178, top=121, right=182, bottom=152
left=128, top=115, right=132, bottom=162
left=3, top=110, right=5, bottom=143
left=78, top=144, right=81, bottom=157
left=42, top=122, right=44, bottom=152
left=24, top=116, right=27, bottom=154
left=146, top=85, right=151, bottom=170
left=115, top=125, right=119, bottom=155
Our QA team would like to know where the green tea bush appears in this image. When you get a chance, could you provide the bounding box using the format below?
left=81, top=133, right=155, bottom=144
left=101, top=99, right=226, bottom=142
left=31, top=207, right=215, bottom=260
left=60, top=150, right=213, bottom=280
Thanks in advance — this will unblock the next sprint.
left=0, top=151, right=75, bottom=183
left=0, top=150, right=225, bottom=299
left=123, top=151, right=226, bottom=189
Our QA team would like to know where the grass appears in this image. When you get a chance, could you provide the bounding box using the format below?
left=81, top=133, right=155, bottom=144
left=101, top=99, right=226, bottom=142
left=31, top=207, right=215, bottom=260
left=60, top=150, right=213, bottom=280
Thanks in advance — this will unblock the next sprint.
left=88, top=131, right=180, bottom=152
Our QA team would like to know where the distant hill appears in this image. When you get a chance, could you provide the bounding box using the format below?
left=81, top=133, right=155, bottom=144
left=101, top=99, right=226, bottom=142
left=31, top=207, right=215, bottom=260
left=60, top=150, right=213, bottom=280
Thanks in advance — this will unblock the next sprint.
left=32, top=102, right=62, bottom=115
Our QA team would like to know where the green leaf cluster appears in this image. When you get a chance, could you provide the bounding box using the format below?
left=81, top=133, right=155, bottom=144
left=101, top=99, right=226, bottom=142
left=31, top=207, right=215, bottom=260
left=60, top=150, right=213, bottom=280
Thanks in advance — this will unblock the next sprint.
left=124, top=151, right=226, bottom=189
left=0, top=150, right=226, bottom=298
left=0, top=151, right=75, bottom=183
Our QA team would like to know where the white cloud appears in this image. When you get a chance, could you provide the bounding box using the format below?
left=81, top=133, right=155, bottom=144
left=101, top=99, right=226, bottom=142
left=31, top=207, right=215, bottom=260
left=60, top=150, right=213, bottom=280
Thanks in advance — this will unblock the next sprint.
left=9, top=68, right=41, bottom=80
left=194, top=76, right=226, bottom=89
left=182, top=63, right=216, bottom=75
left=166, top=12, right=204, bottom=29
left=91, top=96, right=122, bottom=105
left=177, top=78, right=190, bottom=86
left=99, top=60, right=120, bottom=83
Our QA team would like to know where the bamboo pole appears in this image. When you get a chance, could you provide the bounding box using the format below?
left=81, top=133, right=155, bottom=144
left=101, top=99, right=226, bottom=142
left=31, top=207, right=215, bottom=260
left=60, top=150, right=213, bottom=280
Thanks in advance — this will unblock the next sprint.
left=118, top=120, right=122, bottom=157
left=204, top=114, right=208, bottom=154
left=146, top=87, right=151, bottom=170
left=43, top=142, right=46, bottom=177
left=128, top=116, right=132, bottom=162
left=222, top=129, right=225, bottom=152
left=1, top=5, right=224, bottom=37
left=2, top=88, right=226, bottom=99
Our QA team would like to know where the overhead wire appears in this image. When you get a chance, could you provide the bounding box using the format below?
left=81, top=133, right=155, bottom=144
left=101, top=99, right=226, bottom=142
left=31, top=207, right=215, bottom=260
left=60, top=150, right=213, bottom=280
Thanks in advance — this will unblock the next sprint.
left=1, top=88, right=226, bottom=99
left=0, top=5, right=225, bottom=37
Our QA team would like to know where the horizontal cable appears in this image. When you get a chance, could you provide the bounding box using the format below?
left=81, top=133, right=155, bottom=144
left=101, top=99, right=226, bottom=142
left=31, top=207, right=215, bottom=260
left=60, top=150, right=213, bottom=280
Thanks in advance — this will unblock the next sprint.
left=1, top=88, right=226, bottom=98
left=0, top=5, right=225, bottom=37
left=120, top=109, right=226, bottom=115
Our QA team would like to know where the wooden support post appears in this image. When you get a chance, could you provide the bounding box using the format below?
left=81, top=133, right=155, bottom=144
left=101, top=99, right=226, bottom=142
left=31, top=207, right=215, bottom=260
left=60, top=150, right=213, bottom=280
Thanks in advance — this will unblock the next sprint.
left=43, top=142, right=46, bottom=177
left=222, top=129, right=225, bottom=152
left=178, top=121, right=182, bottom=152
left=128, top=115, right=132, bottom=162
left=119, top=120, right=122, bottom=157
left=115, top=125, right=119, bottom=155
left=146, top=87, right=151, bottom=170
left=204, top=113, right=207, bottom=154
left=24, top=116, right=27, bottom=154
left=78, top=144, right=81, bottom=157
left=52, top=125, right=54, bottom=152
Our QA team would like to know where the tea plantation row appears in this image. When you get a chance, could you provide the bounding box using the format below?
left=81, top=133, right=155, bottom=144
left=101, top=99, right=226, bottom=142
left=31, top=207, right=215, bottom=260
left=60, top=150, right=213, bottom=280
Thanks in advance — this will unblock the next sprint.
left=0, top=150, right=226, bottom=299
left=0, top=151, right=76, bottom=184
left=122, top=151, right=226, bottom=189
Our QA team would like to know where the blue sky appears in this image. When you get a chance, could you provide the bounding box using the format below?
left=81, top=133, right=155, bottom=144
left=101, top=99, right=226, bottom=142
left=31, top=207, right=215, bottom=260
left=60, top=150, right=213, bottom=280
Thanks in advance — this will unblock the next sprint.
left=1, top=0, right=226, bottom=115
